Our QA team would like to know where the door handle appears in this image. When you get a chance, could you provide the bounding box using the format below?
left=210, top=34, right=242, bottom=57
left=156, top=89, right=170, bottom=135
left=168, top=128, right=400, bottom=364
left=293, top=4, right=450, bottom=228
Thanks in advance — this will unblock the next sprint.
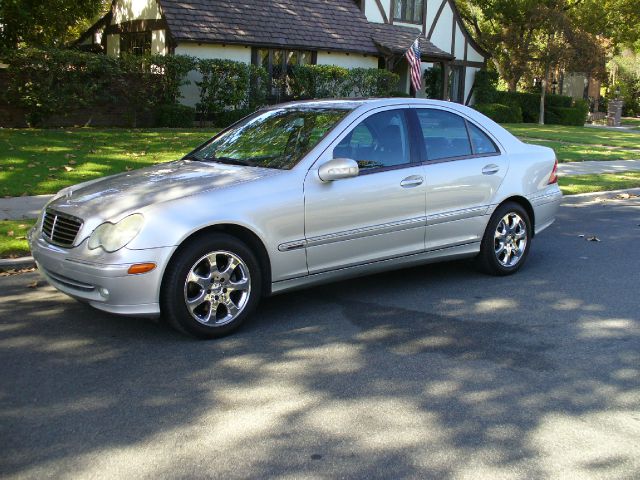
left=482, top=164, right=500, bottom=175
left=400, top=175, right=424, bottom=188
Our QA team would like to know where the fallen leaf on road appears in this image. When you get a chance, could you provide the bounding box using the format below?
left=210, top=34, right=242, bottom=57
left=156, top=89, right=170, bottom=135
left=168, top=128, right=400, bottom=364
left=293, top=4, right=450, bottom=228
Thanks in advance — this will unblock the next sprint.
left=615, top=193, right=639, bottom=200
left=587, top=236, right=601, bottom=242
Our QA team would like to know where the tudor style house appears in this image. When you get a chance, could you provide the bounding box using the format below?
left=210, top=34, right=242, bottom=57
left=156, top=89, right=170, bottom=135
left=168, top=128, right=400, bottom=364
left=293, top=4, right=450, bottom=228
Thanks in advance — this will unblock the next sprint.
left=77, top=0, right=487, bottom=106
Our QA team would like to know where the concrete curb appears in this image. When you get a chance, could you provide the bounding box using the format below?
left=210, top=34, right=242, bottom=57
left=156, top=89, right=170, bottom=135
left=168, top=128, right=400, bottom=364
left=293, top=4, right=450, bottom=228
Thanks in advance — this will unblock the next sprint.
left=562, top=187, right=640, bottom=204
left=0, top=256, right=35, bottom=271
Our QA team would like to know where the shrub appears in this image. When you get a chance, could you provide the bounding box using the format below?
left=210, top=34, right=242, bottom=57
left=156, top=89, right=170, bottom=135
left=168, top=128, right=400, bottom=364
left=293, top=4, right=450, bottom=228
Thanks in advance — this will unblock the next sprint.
left=1, top=48, right=197, bottom=127
left=494, top=92, right=540, bottom=123
left=473, top=70, right=500, bottom=104
left=546, top=106, right=588, bottom=126
left=210, top=108, right=255, bottom=128
left=3, top=48, right=118, bottom=126
left=195, top=59, right=268, bottom=121
left=155, top=103, right=195, bottom=127
left=149, top=54, right=197, bottom=104
left=545, top=94, right=573, bottom=108
left=346, top=68, right=399, bottom=97
left=474, top=103, right=523, bottom=123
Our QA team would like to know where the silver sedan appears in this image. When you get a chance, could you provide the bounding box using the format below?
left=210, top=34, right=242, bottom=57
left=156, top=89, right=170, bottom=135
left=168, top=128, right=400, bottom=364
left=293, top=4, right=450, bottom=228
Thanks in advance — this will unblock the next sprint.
left=28, top=99, right=562, bottom=338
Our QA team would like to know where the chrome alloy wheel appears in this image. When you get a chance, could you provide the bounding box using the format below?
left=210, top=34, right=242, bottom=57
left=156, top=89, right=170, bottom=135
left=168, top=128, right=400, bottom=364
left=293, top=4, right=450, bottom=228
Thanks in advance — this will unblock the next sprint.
left=494, top=212, right=528, bottom=268
left=183, top=250, right=251, bottom=326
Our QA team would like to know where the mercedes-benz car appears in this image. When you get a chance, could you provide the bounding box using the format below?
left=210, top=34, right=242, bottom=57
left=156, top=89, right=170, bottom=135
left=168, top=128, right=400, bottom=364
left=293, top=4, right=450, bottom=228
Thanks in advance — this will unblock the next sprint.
left=29, top=99, right=562, bottom=338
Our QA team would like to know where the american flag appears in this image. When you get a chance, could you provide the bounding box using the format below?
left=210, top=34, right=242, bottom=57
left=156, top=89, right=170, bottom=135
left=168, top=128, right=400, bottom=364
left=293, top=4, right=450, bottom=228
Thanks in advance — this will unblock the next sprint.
left=405, top=38, right=422, bottom=93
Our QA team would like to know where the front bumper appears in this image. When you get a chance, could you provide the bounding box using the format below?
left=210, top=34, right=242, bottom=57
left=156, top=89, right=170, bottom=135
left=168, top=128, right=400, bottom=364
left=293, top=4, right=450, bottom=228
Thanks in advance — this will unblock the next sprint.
left=29, top=229, right=176, bottom=317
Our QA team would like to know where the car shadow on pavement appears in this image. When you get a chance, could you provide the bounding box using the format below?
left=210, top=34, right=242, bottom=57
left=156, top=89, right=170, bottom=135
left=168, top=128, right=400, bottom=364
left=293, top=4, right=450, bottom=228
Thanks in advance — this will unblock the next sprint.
left=1, top=199, right=639, bottom=479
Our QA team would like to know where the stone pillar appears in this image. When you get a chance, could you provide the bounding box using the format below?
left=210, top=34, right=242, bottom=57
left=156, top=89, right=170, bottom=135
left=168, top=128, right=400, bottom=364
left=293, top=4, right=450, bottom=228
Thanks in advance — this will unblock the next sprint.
left=607, top=100, right=624, bottom=127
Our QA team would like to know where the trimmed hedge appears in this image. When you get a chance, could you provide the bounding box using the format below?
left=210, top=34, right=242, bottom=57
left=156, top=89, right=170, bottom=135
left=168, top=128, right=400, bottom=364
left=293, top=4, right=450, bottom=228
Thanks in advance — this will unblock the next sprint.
left=290, top=64, right=399, bottom=99
left=473, top=71, right=577, bottom=124
left=1, top=48, right=196, bottom=127
left=474, top=103, right=523, bottom=123
left=155, top=103, right=196, bottom=128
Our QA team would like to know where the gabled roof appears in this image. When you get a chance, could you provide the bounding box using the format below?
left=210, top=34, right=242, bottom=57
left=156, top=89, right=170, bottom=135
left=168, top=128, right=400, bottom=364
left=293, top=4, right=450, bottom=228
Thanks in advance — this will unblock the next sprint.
left=157, top=0, right=452, bottom=60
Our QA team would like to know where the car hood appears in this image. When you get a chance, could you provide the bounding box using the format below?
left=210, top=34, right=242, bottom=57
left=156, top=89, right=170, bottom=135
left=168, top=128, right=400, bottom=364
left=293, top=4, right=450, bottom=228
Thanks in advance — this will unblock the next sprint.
left=47, top=160, right=281, bottom=221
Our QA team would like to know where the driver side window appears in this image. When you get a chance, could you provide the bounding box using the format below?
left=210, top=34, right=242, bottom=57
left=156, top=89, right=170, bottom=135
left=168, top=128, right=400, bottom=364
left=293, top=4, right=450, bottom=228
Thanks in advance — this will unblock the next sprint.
left=333, top=110, right=410, bottom=171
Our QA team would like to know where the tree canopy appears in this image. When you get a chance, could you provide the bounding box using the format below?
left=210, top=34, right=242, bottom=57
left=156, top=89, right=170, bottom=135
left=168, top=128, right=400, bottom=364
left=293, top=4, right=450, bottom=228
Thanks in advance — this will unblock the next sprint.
left=0, top=0, right=108, bottom=50
left=457, top=0, right=640, bottom=90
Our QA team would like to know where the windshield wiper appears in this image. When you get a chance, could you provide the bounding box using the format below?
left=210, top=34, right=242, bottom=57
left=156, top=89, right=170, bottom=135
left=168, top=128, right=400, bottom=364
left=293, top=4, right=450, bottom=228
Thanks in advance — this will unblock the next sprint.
left=209, top=156, right=253, bottom=167
left=183, top=154, right=252, bottom=167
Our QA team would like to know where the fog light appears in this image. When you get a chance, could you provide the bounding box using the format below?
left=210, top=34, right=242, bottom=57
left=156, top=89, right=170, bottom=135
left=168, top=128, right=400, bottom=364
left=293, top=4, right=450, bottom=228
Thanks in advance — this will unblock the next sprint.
left=99, top=287, right=110, bottom=299
left=127, top=263, right=156, bottom=275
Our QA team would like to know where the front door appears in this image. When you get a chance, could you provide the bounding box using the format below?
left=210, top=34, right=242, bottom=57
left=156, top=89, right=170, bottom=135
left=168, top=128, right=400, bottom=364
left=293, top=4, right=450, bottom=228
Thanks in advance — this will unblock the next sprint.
left=304, top=108, right=427, bottom=274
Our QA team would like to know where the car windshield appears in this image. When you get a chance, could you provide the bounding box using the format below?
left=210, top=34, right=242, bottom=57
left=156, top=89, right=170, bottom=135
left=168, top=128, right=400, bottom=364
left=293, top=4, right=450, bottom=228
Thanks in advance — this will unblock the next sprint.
left=188, top=107, right=351, bottom=169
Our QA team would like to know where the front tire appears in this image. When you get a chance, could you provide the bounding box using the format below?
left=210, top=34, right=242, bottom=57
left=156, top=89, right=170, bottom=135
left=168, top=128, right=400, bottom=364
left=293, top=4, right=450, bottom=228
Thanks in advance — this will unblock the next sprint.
left=476, top=202, right=532, bottom=276
left=161, top=233, right=262, bottom=338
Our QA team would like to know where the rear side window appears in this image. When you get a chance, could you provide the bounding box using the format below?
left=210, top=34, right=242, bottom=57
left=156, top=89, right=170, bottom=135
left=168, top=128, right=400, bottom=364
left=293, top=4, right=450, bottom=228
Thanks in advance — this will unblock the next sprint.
left=468, top=123, right=499, bottom=155
left=416, top=109, right=472, bottom=161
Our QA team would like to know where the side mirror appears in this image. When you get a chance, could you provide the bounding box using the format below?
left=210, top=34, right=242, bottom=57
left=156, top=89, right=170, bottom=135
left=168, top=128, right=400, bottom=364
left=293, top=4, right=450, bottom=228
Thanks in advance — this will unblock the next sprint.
left=318, top=158, right=359, bottom=182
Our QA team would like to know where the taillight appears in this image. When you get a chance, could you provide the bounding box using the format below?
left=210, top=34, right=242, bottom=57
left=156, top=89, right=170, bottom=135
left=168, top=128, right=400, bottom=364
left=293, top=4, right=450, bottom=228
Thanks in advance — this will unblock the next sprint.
left=548, top=158, right=558, bottom=184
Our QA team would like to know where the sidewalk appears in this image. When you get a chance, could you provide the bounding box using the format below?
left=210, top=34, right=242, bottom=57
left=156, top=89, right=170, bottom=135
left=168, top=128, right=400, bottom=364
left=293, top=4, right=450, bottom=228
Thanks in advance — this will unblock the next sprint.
left=557, top=159, right=640, bottom=176
left=1, top=160, right=640, bottom=221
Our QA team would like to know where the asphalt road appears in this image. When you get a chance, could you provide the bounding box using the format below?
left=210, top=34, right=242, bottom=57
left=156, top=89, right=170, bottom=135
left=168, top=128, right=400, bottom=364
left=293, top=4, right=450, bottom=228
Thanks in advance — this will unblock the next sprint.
left=1, top=195, right=639, bottom=480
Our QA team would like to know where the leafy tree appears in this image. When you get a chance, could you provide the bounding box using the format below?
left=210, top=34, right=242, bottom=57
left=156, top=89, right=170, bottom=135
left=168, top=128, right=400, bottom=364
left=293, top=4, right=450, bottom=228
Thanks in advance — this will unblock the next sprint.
left=0, top=0, right=108, bottom=50
left=457, top=0, right=637, bottom=91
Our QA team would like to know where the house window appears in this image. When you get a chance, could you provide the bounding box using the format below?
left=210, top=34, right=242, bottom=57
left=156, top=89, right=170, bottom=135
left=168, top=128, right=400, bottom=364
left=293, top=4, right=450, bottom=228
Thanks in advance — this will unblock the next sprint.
left=254, top=48, right=315, bottom=100
left=120, top=31, right=151, bottom=55
left=393, top=0, right=424, bottom=24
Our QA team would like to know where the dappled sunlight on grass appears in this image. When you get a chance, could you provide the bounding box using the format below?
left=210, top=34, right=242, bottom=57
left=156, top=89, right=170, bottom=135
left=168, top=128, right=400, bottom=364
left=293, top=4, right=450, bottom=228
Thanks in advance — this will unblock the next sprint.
left=0, top=128, right=215, bottom=196
left=503, top=123, right=640, bottom=150
left=560, top=171, right=640, bottom=194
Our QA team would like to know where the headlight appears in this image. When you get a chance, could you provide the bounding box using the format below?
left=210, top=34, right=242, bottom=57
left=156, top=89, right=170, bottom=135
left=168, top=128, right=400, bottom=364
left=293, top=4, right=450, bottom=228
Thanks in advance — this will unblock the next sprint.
left=88, top=214, right=144, bottom=253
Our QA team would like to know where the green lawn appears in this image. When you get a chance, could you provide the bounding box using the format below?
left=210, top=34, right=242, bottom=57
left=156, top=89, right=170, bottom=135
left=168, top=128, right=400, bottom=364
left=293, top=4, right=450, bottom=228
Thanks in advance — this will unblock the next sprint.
left=0, top=220, right=36, bottom=258
left=559, top=171, right=640, bottom=195
left=0, top=128, right=214, bottom=197
left=504, top=123, right=640, bottom=150
left=503, top=123, right=640, bottom=163
left=1, top=125, right=640, bottom=198
left=621, top=117, right=640, bottom=129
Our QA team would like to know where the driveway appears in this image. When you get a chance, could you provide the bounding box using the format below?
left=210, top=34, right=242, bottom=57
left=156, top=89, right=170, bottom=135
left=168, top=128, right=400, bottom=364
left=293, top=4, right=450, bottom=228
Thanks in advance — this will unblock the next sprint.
left=1, top=196, right=639, bottom=479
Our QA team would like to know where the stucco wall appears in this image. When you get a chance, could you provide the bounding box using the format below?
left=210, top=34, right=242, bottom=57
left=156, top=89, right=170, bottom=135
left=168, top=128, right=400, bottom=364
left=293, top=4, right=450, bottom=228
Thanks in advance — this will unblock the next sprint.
left=316, top=52, right=378, bottom=69
left=430, top=3, right=454, bottom=55
left=112, top=0, right=162, bottom=24
left=106, top=34, right=120, bottom=57
left=151, top=30, right=167, bottom=55
left=175, top=44, right=252, bottom=107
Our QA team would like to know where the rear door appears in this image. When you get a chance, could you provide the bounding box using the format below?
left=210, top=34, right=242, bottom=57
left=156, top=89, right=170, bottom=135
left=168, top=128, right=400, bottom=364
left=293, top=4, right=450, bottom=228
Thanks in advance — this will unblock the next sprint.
left=412, top=107, right=508, bottom=250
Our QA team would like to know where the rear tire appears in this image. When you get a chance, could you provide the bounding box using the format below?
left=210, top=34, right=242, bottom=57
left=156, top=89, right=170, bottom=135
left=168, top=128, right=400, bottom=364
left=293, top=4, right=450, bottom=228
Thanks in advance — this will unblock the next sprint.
left=161, top=233, right=262, bottom=338
left=476, top=202, right=532, bottom=276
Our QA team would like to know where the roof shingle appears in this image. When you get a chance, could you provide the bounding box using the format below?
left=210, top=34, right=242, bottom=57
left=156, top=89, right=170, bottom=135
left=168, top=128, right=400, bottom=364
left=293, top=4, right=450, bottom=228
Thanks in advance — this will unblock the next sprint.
left=158, top=0, right=452, bottom=60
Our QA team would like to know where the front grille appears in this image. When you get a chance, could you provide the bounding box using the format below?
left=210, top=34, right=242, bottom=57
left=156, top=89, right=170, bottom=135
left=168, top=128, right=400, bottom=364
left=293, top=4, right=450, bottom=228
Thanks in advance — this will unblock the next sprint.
left=42, top=210, right=83, bottom=247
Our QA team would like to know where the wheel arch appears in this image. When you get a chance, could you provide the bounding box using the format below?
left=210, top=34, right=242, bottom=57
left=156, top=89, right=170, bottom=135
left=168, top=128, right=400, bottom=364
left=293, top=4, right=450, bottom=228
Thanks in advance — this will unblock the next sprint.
left=162, top=223, right=273, bottom=297
left=496, top=196, right=536, bottom=237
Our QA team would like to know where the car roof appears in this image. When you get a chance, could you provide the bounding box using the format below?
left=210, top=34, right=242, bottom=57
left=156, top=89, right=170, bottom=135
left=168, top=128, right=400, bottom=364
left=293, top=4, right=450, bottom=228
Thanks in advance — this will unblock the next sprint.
left=263, top=98, right=523, bottom=151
